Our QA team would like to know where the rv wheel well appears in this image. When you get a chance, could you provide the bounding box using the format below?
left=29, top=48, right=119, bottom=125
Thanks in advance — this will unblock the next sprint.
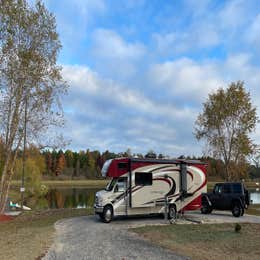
left=104, top=204, right=113, bottom=212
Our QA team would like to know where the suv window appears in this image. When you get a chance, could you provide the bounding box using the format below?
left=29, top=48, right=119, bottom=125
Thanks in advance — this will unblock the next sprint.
left=223, top=184, right=231, bottom=193
left=214, top=184, right=223, bottom=194
left=232, top=183, right=242, bottom=193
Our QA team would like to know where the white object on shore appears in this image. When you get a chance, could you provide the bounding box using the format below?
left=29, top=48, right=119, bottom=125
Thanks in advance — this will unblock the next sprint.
left=10, top=201, right=31, bottom=211
left=5, top=211, right=22, bottom=216
left=256, top=182, right=259, bottom=186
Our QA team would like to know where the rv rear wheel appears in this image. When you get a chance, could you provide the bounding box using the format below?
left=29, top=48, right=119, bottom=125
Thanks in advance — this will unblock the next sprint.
left=168, top=205, right=177, bottom=220
left=103, top=205, right=113, bottom=223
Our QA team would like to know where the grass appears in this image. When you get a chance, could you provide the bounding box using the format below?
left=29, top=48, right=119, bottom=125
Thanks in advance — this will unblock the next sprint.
left=0, top=208, right=92, bottom=260
left=131, top=223, right=260, bottom=260
left=11, top=179, right=109, bottom=188
left=246, top=204, right=260, bottom=216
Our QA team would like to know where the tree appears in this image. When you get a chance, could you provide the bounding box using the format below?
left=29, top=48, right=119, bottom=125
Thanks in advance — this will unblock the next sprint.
left=194, top=81, right=258, bottom=180
left=0, top=0, right=66, bottom=213
left=56, top=150, right=65, bottom=176
left=145, top=150, right=157, bottom=159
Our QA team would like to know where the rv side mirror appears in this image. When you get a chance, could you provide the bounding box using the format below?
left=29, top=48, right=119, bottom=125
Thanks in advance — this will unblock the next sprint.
left=114, top=185, right=118, bottom=193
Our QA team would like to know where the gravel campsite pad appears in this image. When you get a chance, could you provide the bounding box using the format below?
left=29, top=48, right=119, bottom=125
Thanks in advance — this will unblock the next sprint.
left=43, top=211, right=260, bottom=260
left=43, top=215, right=187, bottom=260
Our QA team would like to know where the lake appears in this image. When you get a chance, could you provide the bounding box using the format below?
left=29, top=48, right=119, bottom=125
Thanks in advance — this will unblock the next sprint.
left=250, top=189, right=260, bottom=204
left=45, top=187, right=100, bottom=209
left=43, top=187, right=260, bottom=209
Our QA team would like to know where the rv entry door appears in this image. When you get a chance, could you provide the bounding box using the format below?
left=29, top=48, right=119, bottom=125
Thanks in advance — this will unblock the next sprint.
left=114, top=177, right=128, bottom=215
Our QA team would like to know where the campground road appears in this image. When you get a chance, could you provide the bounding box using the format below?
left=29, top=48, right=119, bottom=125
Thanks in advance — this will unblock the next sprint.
left=43, top=215, right=188, bottom=260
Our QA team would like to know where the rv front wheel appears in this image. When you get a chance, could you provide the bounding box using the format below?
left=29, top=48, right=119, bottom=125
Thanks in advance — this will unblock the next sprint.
left=103, top=205, right=113, bottom=223
left=168, top=205, right=177, bottom=220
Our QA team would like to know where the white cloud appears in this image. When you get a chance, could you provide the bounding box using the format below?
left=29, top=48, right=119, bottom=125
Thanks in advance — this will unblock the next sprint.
left=153, top=26, right=219, bottom=56
left=60, top=49, right=260, bottom=155
left=148, top=58, right=224, bottom=100
left=218, top=0, right=247, bottom=29
left=246, top=13, right=260, bottom=47
left=62, top=65, right=193, bottom=120
left=92, top=28, right=146, bottom=60
left=60, top=64, right=198, bottom=155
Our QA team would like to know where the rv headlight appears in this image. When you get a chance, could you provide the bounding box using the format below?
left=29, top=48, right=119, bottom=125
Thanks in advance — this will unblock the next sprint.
left=95, top=196, right=103, bottom=205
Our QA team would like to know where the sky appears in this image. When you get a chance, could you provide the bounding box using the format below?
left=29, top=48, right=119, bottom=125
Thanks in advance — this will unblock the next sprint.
left=40, top=0, right=260, bottom=157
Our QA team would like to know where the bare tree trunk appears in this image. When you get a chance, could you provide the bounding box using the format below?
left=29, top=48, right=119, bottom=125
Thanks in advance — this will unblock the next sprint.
left=0, top=137, right=22, bottom=214
left=0, top=168, right=13, bottom=214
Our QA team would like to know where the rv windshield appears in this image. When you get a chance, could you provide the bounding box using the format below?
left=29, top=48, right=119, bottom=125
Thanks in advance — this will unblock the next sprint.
left=105, top=178, right=118, bottom=191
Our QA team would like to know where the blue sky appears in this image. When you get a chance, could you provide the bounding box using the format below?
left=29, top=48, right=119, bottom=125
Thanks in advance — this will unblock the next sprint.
left=41, top=0, right=260, bottom=156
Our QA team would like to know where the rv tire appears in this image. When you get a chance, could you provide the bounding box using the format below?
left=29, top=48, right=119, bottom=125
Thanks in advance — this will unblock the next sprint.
left=103, top=205, right=113, bottom=223
left=168, top=204, right=177, bottom=220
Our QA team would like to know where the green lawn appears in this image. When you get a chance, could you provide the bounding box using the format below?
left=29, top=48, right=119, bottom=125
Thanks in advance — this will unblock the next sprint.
left=246, top=204, right=260, bottom=216
left=0, top=208, right=92, bottom=260
left=131, top=223, right=260, bottom=260
left=11, top=179, right=109, bottom=188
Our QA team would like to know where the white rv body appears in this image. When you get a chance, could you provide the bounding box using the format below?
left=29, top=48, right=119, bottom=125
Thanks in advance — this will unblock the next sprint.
left=94, top=158, right=207, bottom=222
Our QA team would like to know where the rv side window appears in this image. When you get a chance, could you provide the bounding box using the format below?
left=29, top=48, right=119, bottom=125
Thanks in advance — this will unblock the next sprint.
left=118, top=162, right=128, bottom=170
left=135, top=172, right=152, bottom=186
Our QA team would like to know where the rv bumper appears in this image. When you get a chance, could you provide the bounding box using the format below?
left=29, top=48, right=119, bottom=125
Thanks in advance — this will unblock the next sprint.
left=94, top=204, right=104, bottom=213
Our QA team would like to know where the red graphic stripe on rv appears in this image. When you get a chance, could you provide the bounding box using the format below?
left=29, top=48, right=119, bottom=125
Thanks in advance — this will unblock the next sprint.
left=153, top=178, right=171, bottom=186
left=159, top=169, right=194, bottom=181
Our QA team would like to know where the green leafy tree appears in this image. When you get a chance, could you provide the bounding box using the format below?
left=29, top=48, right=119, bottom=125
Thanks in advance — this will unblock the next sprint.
left=56, top=150, right=65, bottom=176
left=64, top=149, right=74, bottom=168
left=194, top=81, right=258, bottom=180
left=145, top=150, right=157, bottom=159
left=15, top=157, right=48, bottom=197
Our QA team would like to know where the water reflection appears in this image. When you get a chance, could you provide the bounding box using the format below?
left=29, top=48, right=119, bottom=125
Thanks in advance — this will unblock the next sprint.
left=46, top=188, right=99, bottom=209
left=26, top=187, right=260, bottom=210
left=250, top=189, right=260, bottom=204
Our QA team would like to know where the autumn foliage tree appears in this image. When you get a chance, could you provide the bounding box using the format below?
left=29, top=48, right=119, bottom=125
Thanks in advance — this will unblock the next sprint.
left=195, top=81, right=258, bottom=180
left=0, top=0, right=66, bottom=213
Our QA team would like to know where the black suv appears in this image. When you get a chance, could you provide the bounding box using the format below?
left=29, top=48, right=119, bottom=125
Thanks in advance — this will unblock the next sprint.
left=201, top=182, right=250, bottom=217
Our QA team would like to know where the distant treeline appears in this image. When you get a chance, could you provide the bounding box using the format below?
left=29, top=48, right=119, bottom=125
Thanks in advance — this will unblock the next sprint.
left=34, top=148, right=260, bottom=180
left=1, top=146, right=260, bottom=180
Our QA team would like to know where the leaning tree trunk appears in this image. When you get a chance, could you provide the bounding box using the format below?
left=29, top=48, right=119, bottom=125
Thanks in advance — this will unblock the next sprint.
left=0, top=168, right=13, bottom=214
left=0, top=139, right=22, bottom=214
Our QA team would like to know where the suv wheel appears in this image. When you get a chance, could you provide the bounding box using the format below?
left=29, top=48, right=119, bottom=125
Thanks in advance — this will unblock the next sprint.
left=240, top=207, right=245, bottom=217
left=201, top=203, right=212, bottom=214
left=103, top=205, right=113, bottom=223
left=232, top=203, right=242, bottom=217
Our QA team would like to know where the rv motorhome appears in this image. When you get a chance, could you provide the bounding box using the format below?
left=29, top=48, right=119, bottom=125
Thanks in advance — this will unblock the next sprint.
left=94, top=158, right=207, bottom=222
